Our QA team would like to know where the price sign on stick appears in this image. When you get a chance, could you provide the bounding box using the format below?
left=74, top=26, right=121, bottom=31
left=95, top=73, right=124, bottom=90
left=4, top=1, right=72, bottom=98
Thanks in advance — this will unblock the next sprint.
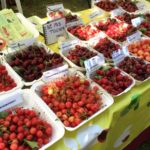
left=43, top=17, right=66, bottom=45
left=127, top=31, right=141, bottom=43
left=47, top=3, right=64, bottom=12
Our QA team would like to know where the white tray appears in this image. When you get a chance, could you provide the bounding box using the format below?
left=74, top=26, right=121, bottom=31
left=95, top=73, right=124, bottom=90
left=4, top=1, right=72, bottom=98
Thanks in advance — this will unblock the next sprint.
left=4, top=41, right=65, bottom=86
left=0, top=61, right=23, bottom=96
left=87, top=64, right=135, bottom=97
left=0, top=89, right=65, bottom=150
left=60, top=39, right=101, bottom=72
left=31, top=68, right=114, bottom=131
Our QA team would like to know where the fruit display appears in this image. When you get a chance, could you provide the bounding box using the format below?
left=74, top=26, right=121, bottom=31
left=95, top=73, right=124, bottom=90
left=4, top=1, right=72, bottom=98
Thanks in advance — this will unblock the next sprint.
left=104, top=22, right=137, bottom=42
left=95, top=18, right=117, bottom=31
left=116, top=12, right=138, bottom=24
left=138, top=21, right=150, bottom=37
left=91, top=37, right=120, bottom=59
left=117, top=0, right=138, bottom=12
left=6, top=45, right=64, bottom=82
left=39, top=75, right=103, bottom=128
left=96, top=1, right=118, bottom=12
left=145, top=13, right=150, bottom=22
left=0, top=64, right=16, bottom=92
left=92, top=65, right=133, bottom=96
left=67, top=25, right=100, bottom=41
left=118, top=56, right=150, bottom=81
left=48, top=11, right=64, bottom=20
left=66, top=45, right=97, bottom=67
left=0, top=107, right=52, bottom=149
left=0, top=9, right=34, bottom=46
left=65, top=12, right=79, bottom=23
left=128, top=39, right=150, bottom=62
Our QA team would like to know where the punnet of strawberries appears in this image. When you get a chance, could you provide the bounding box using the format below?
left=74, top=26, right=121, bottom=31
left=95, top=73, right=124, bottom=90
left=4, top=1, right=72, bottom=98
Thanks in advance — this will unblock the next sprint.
left=7, top=45, right=63, bottom=82
left=138, top=21, right=150, bottom=37
left=67, top=25, right=100, bottom=41
left=40, top=76, right=103, bottom=128
left=66, top=45, right=97, bottom=67
left=96, top=0, right=118, bottom=12
left=0, top=64, right=16, bottom=92
left=118, top=56, right=150, bottom=81
left=93, top=65, right=133, bottom=96
left=0, top=107, right=52, bottom=150
left=92, top=37, right=120, bottom=59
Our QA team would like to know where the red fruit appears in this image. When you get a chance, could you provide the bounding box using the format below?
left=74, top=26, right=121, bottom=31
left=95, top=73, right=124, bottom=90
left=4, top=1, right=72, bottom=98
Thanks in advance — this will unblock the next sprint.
left=65, top=102, right=72, bottom=108
left=37, top=130, right=43, bottom=138
left=9, top=133, right=16, bottom=140
left=0, top=143, right=5, bottom=149
left=30, top=127, right=37, bottom=135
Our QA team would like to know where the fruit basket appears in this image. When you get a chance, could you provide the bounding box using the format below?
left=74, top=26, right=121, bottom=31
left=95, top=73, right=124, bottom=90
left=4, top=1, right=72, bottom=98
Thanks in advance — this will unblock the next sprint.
left=0, top=89, right=65, bottom=149
left=138, top=21, right=150, bottom=38
left=94, top=0, right=118, bottom=13
left=31, top=68, right=114, bottom=131
left=88, top=35, right=121, bottom=61
left=126, top=38, right=150, bottom=62
left=0, top=61, right=23, bottom=95
left=117, top=56, right=150, bottom=84
left=88, top=64, right=135, bottom=97
left=60, top=40, right=100, bottom=72
left=66, top=24, right=102, bottom=44
left=4, top=42, right=64, bottom=86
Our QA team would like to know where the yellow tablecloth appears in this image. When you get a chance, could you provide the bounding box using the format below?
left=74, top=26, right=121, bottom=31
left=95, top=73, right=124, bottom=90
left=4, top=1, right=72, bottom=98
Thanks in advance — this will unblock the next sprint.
left=37, top=1, right=150, bottom=149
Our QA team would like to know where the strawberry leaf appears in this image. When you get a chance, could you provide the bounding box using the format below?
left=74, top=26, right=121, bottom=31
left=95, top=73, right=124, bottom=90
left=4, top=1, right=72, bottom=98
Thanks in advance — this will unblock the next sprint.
left=24, top=139, right=38, bottom=149
left=79, top=59, right=85, bottom=67
left=95, top=75, right=102, bottom=79
left=139, top=27, right=147, bottom=32
left=102, top=65, right=111, bottom=71
left=0, top=112, right=8, bottom=119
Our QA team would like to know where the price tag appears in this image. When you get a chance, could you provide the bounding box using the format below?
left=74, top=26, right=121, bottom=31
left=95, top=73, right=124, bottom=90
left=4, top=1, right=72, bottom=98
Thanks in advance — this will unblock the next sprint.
left=0, top=91, right=23, bottom=112
left=112, top=47, right=129, bottom=65
left=66, top=19, right=82, bottom=28
left=60, top=40, right=81, bottom=53
left=131, top=17, right=144, bottom=27
left=127, top=31, right=141, bottom=43
left=43, top=17, right=66, bottom=45
left=42, top=64, right=68, bottom=81
left=111, top=8, right=123, bottom=17
left=137, top=2, right=146, bottom=11
left=47, top=3, right=64, bottom=12
left=84, top=54, right=105, bottom=73
left=89, top=10, right=103, bottom=19
left=9, top=37, right=36, bottom=50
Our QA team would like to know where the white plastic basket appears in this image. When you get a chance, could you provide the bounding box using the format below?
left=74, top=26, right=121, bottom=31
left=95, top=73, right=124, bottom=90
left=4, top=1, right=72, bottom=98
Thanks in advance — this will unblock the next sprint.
left=0, top=61, right=23, bottom=96
left=87, top=64, right=136, bottom=97
left=4, top=41, right=65, bottom=86
left=60, top=39, right=101, bottom=72
left=0, top=89, right=65, bottom=150
left=31, top=68, right=114, bottom=131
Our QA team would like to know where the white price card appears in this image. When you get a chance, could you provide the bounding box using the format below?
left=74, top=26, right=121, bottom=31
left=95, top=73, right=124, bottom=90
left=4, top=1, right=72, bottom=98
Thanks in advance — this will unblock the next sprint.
left=47, top=3, right=64, bottom=12
left=89, top=10, right=103, bottom=19
left=84, top=54, right=105, bottom=73
left=112, top=47, right=129, bottom=65
left=127, top=31, right=141, bottom=43
left=43, top=17, right=66, bottom=45
left=111, top=8, right=123, bottom=17
left=42, top=64, right=68, bottom=81
left=9, top=37, right=36, bottom=50
left=131, top=17, right=144, bottom=27
left=60, top=40, right=81, bottom=53
left=0, top=90, right=23, bottom=112
left=66, top=19, right=82, bottom=28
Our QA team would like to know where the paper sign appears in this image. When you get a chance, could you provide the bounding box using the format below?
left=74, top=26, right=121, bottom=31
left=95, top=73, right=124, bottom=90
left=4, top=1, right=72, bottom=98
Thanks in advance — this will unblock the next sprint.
left=127, top=31, right=141, bottom=43
left=112, top=47, right=129, bottom=65
left=131, top=17, right=144, bottom=27
left=66, top=19, right=82, bottom=28
left=111, top=8, right=123, bottom=17
left=43, top=17, right=66, bottom=45
left=89, top=10, right=102, bottom=19
left=9, top=37, right=36, bottom=50
left=84, top=54, right=105, bottom=73
left=42, top=64, right=68, bottom=81
left=0, top=91, right=23, bottom=112
left=60, top=40, right=81, bottom=53
left=47, top=3, right=64, bottom=12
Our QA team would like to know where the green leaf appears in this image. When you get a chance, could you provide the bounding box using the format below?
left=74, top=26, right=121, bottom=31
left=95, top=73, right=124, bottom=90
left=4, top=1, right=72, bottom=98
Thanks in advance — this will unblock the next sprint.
left=102, top=65, right=111, bottom=71
left=140, top=27, right=147, bottom=33
left=134, top=102, right=139, bottom=110
left=79, top=59, right=85, bottom=67
left=24, top=139, right=38, bottom=149
left=0, top=112, right=8, bottom=119
left=120, top=107, right=130, bottom=117
left=95, top=75, right=102, bottom=79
